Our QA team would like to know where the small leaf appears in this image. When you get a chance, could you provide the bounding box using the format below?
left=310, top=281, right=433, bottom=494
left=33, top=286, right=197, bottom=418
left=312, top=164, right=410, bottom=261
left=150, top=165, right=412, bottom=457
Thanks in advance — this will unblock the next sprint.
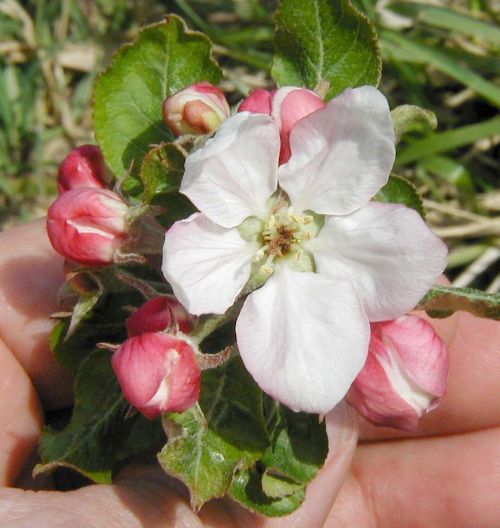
left=36, top=349, right=164, bottom=482
left=140, top=143, right=195, bottom=227
left=417, top=286, right=500, bottom=320
left=158, top=355, right=270, bottom=510
left=391, top=104, right=437, bottom=143
left=262, top=471, right=303, bottom=498
left=261, top=405, right=328, bottom=485
left=94, top=15, right=222, bottom=196
left=272, top=0, right=381, bottom=100
left=230, top=468, right=305, bottom=517
left=375, top=175, right=424, bottom=217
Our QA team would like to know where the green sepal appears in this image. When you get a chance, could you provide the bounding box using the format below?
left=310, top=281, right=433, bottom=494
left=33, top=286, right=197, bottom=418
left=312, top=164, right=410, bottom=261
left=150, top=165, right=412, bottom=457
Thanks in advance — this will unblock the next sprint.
left=272, top=0, right=381, bottom=99
left=93, top=15, right=222, bottom=197
left=36, top=349, right=164, bottom=483
left=375, top=174, right=425, bottom=217
left=417, top=285, right=500, bottom=320
left=140, top=142, right=195, bottom=227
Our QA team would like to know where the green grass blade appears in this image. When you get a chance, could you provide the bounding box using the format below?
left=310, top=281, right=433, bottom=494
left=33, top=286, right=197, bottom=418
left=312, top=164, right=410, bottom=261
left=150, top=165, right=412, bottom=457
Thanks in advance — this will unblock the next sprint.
left=381, top=30, right=500, bottom=107
left=396, top=116, right=500, bottom=165
left=392, top=3, right=500, bottom=45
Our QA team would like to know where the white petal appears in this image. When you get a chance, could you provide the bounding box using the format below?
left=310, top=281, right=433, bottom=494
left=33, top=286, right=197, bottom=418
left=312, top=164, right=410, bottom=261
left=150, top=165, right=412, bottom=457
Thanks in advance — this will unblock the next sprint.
left=162, top=213, right=256, bottom=315
left=310, top=202, right=448, bottom=321
left=181, top=113, right=280, bottom=228
left=278, top=86, right=395, bottom=215
left=236, top=267, right=370, bottom=414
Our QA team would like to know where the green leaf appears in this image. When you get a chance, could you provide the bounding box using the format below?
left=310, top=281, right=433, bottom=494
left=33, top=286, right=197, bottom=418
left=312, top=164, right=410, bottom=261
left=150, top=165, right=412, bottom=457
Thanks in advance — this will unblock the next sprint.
left=261, top=406, right=328, bottom=485
left=140, top=142, right=195, bottom=227
left=94, top=15, right=222, bottom=196
left=391, top=104, right=437, bottom=143
left=36, top=349, right=164, bottom=483
left=230, top=468, right=305, bottom=517
left=158, top=355, right=270, bottom=510
left=417, top=285, right=500, bottom=320
left=375, top=175, right=424, bottom=217
left=50, top=287, right=145, bottom=375
left=261, top=471, right=303, bottom=498
left=272, top=0, right=381, bottom=99
left=396, top=116, right=500, bottom=166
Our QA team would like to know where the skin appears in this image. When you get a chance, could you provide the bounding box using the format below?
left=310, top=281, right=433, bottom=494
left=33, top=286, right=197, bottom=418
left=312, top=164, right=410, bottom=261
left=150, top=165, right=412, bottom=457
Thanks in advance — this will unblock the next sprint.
left=0, top=219, right=499, bottom=527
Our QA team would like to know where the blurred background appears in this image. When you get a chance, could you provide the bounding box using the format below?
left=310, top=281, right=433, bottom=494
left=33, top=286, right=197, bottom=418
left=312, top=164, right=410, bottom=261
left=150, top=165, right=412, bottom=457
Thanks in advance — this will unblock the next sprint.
left=0, top=0, right=498, bottom=289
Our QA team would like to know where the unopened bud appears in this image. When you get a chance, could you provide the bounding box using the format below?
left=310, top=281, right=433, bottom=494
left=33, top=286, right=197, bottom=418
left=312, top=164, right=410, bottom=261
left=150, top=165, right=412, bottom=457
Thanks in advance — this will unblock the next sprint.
left=347, top=315, right=449, bottom=430
left=47, top=187, right=129, bottom=266
left=126, top=295, right=195, bottom=337
left=239, top=86, right=325, bottom=164
left=58, top=144, right=111, bottom=193
left=163, top=81, right=230, bottom=136
left=112, top=332, right=201, bottom=419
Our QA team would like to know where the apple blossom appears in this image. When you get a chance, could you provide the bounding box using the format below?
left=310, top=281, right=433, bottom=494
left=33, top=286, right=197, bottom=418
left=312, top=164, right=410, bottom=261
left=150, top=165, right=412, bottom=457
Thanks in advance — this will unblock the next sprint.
left=58, top=144, right=111, bottom=193
left=347, top=315, right=449, bottom=430
left=112, top=332, right=201, bottom=419
left=163, top=81, right=230, bottom=136
left=126, top=295, right=195, bottom=337
left=239, top=86, right=325, bottom=163
left=162, top=86, right=448, bottom=414
left=47, top=187, right=129, bottom=266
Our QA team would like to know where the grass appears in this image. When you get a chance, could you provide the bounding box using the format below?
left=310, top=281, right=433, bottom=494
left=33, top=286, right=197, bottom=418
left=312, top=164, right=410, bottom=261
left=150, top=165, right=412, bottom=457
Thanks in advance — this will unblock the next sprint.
left=0, top=0, right=498, bottom=291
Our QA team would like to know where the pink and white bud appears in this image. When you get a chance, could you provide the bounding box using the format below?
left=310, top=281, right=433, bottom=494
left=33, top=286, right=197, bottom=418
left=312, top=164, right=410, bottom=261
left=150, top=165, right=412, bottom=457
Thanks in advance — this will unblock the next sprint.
left=347, top=315, right=449, bottom=430
left=112, top=332, right=201, bottom=419
left=163, top=81, right=230, bottom=136
left=57, top=144, right=111, bottom=194
left=47, top=187, right=129, bottom=266
left=126, top=295, right=195, bottom=337
left=239, top=86, right=325, bottom=164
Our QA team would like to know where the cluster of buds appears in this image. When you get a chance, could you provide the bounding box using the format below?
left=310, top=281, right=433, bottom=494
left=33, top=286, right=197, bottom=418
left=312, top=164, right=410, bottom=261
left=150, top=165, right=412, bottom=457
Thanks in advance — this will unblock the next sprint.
left=47, top=82, right=450, bottom=429
left=347, top=315, right=449, bottom=430
left=112, top=296, right=200, bottom=419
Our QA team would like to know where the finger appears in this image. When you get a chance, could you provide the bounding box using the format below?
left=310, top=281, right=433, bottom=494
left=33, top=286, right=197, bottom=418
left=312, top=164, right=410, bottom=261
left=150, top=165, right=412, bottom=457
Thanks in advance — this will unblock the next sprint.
left=359, top=312, right=500, bottom=440
left=0, top=337, right=43, bottom=486
left=0, top=219, right=73, bottom=409
left=328, top=425, right=500, bottom=528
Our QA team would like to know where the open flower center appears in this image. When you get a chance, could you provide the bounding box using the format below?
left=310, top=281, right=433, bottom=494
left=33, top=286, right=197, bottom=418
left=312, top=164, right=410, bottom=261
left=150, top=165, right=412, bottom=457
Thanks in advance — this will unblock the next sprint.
left=250, top=201, right=321, bottom=275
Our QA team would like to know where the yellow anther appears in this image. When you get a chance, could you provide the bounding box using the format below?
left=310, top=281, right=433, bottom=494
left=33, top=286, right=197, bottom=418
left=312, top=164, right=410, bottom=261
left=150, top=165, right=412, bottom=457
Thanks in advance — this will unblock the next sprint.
left=260, top=265, right=274, bottom=275
left=295, top=249, right=304, bottom=261
left=267, top=214, right=276, bottom=229
left=302, top=231, right=311, bottom=241
left=252, top=248, right=265, bottom=262
left=303, top=215, right=313, bottom=224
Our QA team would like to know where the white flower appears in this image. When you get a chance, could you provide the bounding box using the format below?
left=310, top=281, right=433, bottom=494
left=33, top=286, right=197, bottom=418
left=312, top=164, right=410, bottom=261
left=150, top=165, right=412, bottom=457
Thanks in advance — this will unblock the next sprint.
left=162, top=86, right=448, bottom=414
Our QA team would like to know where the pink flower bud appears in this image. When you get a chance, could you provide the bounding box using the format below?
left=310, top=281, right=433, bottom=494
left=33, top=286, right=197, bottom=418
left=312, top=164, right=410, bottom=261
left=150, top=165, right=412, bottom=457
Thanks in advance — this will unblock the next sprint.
left=347, top=315, right=449, bottom=430
left=126, top=295, right=195, bottom=337
left=58, top=144, right=111, bottom=193
left=239, top=86, right=325, bottom=164
left=112, top=332, right=201, bottom=419
left=163, top=81, right=230, bottom=136
left=47, top=187, right=129, bottom=266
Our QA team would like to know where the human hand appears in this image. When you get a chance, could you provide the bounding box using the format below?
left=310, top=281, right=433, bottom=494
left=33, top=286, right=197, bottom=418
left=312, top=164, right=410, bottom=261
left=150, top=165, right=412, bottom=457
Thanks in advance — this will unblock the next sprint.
left=0, top=219, right=498, bottom=527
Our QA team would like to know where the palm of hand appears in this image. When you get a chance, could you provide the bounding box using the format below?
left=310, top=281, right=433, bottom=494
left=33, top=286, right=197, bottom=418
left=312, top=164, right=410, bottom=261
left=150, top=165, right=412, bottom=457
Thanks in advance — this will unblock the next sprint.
left=0, top=220, right=498, bottom=528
